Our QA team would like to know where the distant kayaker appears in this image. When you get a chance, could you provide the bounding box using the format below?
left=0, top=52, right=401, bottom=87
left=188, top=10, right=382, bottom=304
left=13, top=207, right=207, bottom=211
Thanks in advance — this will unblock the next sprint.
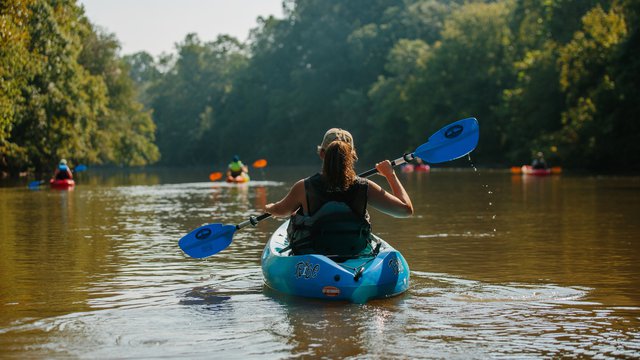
left=227, top=155, right=248, bottom=179
left=531, top=152, right=548, bottom=170
left=265, top=128, right=413, bottom=255
left=53, top=159, right=73, bottom=180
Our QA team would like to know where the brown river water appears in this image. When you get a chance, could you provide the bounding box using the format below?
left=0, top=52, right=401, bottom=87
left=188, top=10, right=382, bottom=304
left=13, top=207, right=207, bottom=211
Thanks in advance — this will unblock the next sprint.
left=0, top=166, right=639, bottom=359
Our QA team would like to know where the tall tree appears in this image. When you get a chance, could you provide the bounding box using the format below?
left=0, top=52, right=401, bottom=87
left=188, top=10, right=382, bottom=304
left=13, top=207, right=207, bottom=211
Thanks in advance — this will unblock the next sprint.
left=553, top=4, right=631, bottom=169
left=8, top=0, right=109, bottom=175
left=500, top=0, right=614, bottom=165
left=149, top=34, right=247, bottom=165
left=1, top=0, right=159, bottom=176
left=375, top=1, right=514, bottom=162
left=0, top=0, right=36, bottom=172
left=78, top=26, right=159, bottom=166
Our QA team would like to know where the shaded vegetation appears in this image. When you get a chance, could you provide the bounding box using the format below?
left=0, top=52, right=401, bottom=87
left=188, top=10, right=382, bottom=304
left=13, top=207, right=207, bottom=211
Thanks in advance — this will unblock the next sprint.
left=1, top=0, right=158, bottom=177
left=2, top=0, right=639, bottom=176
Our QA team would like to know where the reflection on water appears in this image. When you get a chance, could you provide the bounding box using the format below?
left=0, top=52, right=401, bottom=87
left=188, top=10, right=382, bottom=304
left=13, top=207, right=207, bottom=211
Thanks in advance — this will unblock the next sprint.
left=0, top=167, right=639, bottom=358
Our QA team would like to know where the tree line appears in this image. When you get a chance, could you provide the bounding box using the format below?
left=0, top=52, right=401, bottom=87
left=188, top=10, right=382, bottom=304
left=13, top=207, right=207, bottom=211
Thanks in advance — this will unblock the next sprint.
left=2, top=0, right=639, bottom=177
left=1, top=0, right=158, bottom=177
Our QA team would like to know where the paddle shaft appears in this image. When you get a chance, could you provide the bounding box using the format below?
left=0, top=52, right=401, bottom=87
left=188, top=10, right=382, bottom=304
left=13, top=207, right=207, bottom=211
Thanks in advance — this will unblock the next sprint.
left=235, top=153, right=415, bottom=231
left=359, top=153, right=415, bottom=178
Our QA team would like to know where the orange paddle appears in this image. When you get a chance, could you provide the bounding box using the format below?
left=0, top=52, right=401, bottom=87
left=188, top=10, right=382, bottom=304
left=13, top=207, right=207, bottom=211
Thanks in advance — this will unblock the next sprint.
left=252, top=159, right=268, bottom=168
left=209, top=172, right=223, bottom=181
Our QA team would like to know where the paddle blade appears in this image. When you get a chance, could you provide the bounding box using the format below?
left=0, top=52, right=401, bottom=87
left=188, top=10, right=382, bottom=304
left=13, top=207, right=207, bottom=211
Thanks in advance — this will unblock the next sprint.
left=209, top=172, right=223, bottom=181
left=28, top=180, right=44, bottom=189
left=75, top=164, right=87, bottom=172
left=414, top=117, right=479, bottom=163
left=510, top=166, right=522, bottom=174
left=551, top=166, right=562, bottom=174
left=252, top=159, right=267, bottom=168
left=179, top=223, right=236, bottom=258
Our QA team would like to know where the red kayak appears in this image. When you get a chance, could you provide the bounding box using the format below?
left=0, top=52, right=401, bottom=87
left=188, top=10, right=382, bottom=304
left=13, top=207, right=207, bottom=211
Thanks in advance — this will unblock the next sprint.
left=401, top=164, right=430, bottom=173
left=50, top=178, right=75, bottom=189
left=520, top=165, right=551, bottom=176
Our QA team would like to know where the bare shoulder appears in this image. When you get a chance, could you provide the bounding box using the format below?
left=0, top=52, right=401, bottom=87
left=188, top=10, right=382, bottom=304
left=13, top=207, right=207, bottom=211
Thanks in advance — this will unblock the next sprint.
left=292, top=179, right=305, bottom=190
left=288, top=179, right=306, bottom=199
left=366, top=178, right=383, bottom=191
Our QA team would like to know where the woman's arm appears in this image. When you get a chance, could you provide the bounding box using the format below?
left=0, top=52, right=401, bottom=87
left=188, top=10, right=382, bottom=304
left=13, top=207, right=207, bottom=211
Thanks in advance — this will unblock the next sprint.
left=367, top=160, right=414, bottom=218
left=265, top=179, right=306, bottom=217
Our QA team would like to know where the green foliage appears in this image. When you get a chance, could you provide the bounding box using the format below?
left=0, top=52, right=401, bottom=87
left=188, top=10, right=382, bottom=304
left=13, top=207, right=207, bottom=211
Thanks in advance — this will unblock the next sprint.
left=0, top=0, right=158, bottom=176
left=371, top=1, right=514, bottom=161
left=0, top=0, right=35, bottom=169
left=500, top=0, right=637, bottom=169
left=367, top=39, right=431, bottom=160
left=554, top=4, right=630, bottom=169
left=147, top=34, right=247, bottom=165
left=8, top=0, right=108, bottom=174
left=3, top=0, right=639, bottom=174
left=499, top=43, right=565, bottom=163
left=78, top=26, right=159, bottom=166
left=137, top=0, right=638, bottom=171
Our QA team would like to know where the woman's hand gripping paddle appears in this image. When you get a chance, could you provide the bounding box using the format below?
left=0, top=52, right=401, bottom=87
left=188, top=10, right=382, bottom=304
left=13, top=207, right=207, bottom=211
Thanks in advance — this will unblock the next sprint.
left=180, top=117, right=479, bottom=258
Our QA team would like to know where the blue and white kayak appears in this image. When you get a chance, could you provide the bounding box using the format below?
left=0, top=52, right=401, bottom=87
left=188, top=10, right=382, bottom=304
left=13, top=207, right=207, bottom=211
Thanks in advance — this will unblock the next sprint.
left=261, top=220, right=410, bottom=303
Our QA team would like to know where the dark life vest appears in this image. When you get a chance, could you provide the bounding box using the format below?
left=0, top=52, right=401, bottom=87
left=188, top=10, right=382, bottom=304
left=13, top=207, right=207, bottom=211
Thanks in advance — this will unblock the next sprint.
left=286, top=173, right=372, bottom=258
left=55, top=166, right=72, bottom=180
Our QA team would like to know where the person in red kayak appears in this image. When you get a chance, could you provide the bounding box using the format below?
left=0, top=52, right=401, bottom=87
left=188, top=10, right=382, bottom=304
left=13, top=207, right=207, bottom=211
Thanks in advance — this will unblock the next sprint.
left=265, top=128, right=413, bottom=255
left=531, top=152, right=548, bottom=170
left=53, top=159, right=73, bottom=180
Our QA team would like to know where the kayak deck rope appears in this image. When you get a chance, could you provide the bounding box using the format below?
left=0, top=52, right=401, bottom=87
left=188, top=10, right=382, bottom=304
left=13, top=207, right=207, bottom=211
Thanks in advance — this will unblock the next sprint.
left=338, top=240, right=382, bottom=281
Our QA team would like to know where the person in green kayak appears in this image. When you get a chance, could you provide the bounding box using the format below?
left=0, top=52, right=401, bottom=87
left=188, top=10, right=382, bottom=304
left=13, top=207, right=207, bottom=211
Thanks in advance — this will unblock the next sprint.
left=53, top=159, right=73, bottom=180
left=226, top=155, right=248, bottom=179
left=265, top=128, right=413, bottom=256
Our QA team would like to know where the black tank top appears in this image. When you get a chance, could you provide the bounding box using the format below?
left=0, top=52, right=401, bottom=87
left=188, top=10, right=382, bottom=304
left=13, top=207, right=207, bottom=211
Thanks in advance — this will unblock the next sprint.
left=304, top=173, right=368, bottom=219
left=285, top=173, right=372, bottom=257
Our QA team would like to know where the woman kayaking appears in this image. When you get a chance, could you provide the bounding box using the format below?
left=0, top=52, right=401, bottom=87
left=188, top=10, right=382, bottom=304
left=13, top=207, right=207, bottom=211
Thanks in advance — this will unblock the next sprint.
left=180, top=119, right=478, bottom=301
left=53, top=159, right=73, bottom=180
left=226, top=155, right=250, bottom=183
left=265, top=128, right=413, bottom=255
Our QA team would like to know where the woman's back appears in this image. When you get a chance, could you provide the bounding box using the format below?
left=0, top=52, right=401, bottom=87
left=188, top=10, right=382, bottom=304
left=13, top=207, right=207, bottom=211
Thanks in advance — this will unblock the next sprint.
left=304, top=173, right=368, bottom=218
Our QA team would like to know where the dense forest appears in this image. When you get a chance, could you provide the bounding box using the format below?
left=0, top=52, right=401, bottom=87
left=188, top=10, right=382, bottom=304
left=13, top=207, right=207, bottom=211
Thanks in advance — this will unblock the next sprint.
left=1, top=0, right=159, bottom=177
left=2, top=0, right=639, bottom=177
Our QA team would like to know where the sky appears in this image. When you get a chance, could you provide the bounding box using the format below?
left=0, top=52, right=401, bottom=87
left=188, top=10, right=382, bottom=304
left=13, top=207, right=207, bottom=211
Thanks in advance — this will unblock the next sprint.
left=78, top=0, right=284, bottom=57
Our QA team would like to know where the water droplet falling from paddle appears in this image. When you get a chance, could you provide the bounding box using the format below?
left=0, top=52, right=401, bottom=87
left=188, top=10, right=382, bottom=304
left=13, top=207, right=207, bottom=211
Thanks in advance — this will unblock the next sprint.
left=467, top=154, right=497, bottom=233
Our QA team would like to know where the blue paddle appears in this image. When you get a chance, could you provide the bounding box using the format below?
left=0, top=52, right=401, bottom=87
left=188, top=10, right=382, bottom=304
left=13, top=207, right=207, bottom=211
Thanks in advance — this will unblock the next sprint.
left=28, top=164, right=88, bottom=189
left=179, top=117, right=479, bottom=259
left=28, top=180, right=47, bottom=189
left=359, top=117, right=479, bottom=177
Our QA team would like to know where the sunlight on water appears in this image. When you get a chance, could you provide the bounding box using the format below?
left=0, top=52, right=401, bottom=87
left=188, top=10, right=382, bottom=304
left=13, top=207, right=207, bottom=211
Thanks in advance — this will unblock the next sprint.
left=394, top=272, right=640, bottom=358
left=1, top=169, right=639, bottom=358
left=4, top=267, right=636, bottom=359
